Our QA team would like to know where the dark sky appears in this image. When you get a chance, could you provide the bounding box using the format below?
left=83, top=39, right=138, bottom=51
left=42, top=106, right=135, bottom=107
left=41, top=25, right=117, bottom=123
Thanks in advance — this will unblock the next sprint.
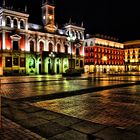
left=1, top=0, right=140, bottom=42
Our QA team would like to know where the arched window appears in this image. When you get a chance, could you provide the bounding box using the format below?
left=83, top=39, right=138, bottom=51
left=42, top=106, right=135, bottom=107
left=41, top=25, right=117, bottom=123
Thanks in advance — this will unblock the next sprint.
left=76, top=32, right=79, bottom=39
left=49, top=43, right=53, bottom=52
left=80, top=32, right=83, bottom=39
left=20, top=20, right=25, bottom=29
left=57, top=44, right=60, bottom=53
left=13, top=19, right=18, bottom=28
left=30, top=41, right=34, bottom=52
left=71, top=31, right=75, bottom=36
left=29, top=57, right=35, bottom=68
left=6, top=17, right=11, bottom=27
left=40, top=41, right=44, bottom=52
left=90, top=41, right=93, bottom=46
left=65, top=45, right=68, bottom=54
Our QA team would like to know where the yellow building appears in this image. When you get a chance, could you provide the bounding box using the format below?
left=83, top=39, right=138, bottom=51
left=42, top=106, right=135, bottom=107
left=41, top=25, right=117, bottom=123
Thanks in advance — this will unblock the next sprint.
left=124, top=40, right=140, bottom=72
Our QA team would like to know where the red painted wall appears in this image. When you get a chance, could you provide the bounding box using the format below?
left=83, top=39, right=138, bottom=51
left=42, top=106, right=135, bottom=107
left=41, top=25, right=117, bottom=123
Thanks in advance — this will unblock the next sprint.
left=5, top=33, right=12, bottom=49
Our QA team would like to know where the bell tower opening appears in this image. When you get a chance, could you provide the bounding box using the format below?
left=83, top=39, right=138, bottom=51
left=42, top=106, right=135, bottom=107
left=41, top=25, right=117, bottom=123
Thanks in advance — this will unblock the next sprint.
left=41, top=0, right=57, bottom=33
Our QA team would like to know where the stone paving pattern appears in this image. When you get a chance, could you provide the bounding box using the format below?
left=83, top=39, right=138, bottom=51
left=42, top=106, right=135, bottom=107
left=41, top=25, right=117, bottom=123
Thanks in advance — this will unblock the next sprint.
left=0, top=116, right=47, bottom=140
left=0, top=74, right=136, bottom=100
left=33, top=85, right=140, bottom=129
left=1, top=97, right=140, bottom=140
left=1, top=74, right=140, bottom=139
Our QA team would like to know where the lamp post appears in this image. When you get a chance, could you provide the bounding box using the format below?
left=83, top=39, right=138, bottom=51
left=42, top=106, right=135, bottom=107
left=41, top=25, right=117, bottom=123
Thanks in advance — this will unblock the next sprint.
left=49, top=52, right=55, bottom=74
left=67, top=34, right=76, bottom=69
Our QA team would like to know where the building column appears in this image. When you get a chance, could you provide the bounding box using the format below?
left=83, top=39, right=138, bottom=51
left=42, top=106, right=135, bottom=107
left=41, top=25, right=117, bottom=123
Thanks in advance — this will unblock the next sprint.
left=25, top=34, right=29, bottom=51
left=2, top=30, right=6, bottom=50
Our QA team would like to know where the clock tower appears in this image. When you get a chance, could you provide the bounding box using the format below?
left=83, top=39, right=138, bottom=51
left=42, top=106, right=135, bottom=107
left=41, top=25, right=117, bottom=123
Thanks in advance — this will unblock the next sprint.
left=42, top=0, right=57, bottom=33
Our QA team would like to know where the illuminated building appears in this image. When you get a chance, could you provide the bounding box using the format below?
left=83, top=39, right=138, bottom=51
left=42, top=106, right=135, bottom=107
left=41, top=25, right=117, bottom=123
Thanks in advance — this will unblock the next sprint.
left=0, top=0, right=85, bottom=75
left=84, top=37, right=125, bottom=73
left=124, top=40, right=140, bottom=72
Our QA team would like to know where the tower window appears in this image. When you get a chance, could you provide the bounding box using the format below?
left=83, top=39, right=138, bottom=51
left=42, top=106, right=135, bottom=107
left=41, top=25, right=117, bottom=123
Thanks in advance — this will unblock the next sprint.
left=48, top=8, right=53, bottom=14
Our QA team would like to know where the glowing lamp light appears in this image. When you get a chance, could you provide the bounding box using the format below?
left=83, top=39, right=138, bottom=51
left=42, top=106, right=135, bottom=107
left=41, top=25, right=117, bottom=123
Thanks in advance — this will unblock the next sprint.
left=7, top=47, right=10, bottom=50
left=67, top=34, right=76, bottom=42
left=21, top=48, right=25, bottom=51
left=43, top=16, right=46, bottom=20
left=102, top=56, right=108, bottom=61
left=49, top=52, right=55, bottom=58
left=49, top=15, right=52, bottom=20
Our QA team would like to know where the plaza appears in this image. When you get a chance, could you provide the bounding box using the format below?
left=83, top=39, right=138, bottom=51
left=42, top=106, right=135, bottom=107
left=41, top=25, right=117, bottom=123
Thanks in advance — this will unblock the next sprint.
left=0, top=73, right=140, bottom=139
left=0, top=0, right=140, bottom=140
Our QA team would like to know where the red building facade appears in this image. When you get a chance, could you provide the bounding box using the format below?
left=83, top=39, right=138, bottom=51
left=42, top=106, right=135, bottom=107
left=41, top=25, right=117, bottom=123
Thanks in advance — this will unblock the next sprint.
left=84, top=38, right=125, bottom=73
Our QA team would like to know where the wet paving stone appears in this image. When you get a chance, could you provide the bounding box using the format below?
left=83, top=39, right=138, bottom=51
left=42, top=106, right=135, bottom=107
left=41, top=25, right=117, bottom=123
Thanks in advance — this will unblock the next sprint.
left=128, top=125, right=140, bottom=135
left=2, top=107, right=30, bottom=121
left=51, top=115, right=82, bottom=127
left=0, top=116, right=48, bottom=140
left=92, top=127, right=140, bottom=140
left=17, top=117, right=50, bottom=128
left=20, top=106, right=44, bottom=113
left=30, top=110, right=62, bottom=120
left=33, top=85, right=140, bottom=129
left=70, top=120, right=107, bottom=134
left=31, top=122, right=70, bottom=138
left=48, top=130, right=92, bottom=140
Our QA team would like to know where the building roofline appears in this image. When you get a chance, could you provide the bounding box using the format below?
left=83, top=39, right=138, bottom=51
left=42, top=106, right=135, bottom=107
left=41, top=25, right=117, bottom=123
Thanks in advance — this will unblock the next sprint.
left=124, top=40, right=140, bottom=45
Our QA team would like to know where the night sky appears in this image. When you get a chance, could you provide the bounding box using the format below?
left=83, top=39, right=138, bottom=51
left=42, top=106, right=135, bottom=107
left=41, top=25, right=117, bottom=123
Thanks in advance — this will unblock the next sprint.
left=1, top=0, right=140, bottom=42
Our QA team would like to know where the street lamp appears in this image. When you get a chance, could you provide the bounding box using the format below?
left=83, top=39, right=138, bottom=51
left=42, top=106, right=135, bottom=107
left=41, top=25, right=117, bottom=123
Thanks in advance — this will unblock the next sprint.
left=67, top=34, right=76, bottom=69
left=49, top=52, right=55, bottom=74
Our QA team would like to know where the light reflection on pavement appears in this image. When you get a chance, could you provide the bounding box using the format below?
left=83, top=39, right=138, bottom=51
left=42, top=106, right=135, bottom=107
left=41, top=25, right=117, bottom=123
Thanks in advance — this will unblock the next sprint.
left=33, top=85, right=140, bottom=129
left=1, top=79, right=127, bottom=99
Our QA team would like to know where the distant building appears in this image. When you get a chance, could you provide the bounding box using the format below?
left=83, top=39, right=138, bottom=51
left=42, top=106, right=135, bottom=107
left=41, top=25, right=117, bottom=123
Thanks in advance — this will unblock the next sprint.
left=0, top=0, right=85, bottom=75
left=84, top=37, right=125, bottom=73
left=124, top=40, right=140, bottom=72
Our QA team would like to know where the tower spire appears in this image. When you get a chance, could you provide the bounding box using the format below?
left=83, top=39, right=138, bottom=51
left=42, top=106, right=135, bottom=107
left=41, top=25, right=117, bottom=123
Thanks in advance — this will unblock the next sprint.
left=25, top=5, right=27, bottom=12
left=2, top=0, right=6, bottom=7
left=42, top=0, right=45, bottom=5
left=69, top=18, right=72, bottom=24
left=81, top=21, right=84, bottom=27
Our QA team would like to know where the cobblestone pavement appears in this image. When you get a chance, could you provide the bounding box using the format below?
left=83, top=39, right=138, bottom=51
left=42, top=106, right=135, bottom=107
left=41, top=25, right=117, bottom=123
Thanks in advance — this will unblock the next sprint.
left=2, top=98, right=140, bottom=140
left=33, top=85, right=140, bottom=129
left=0, top=116, right=47, bottom=140
left=0, top=77, right=130, bottom=99
left=1, top=75, right=140, bottom=139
